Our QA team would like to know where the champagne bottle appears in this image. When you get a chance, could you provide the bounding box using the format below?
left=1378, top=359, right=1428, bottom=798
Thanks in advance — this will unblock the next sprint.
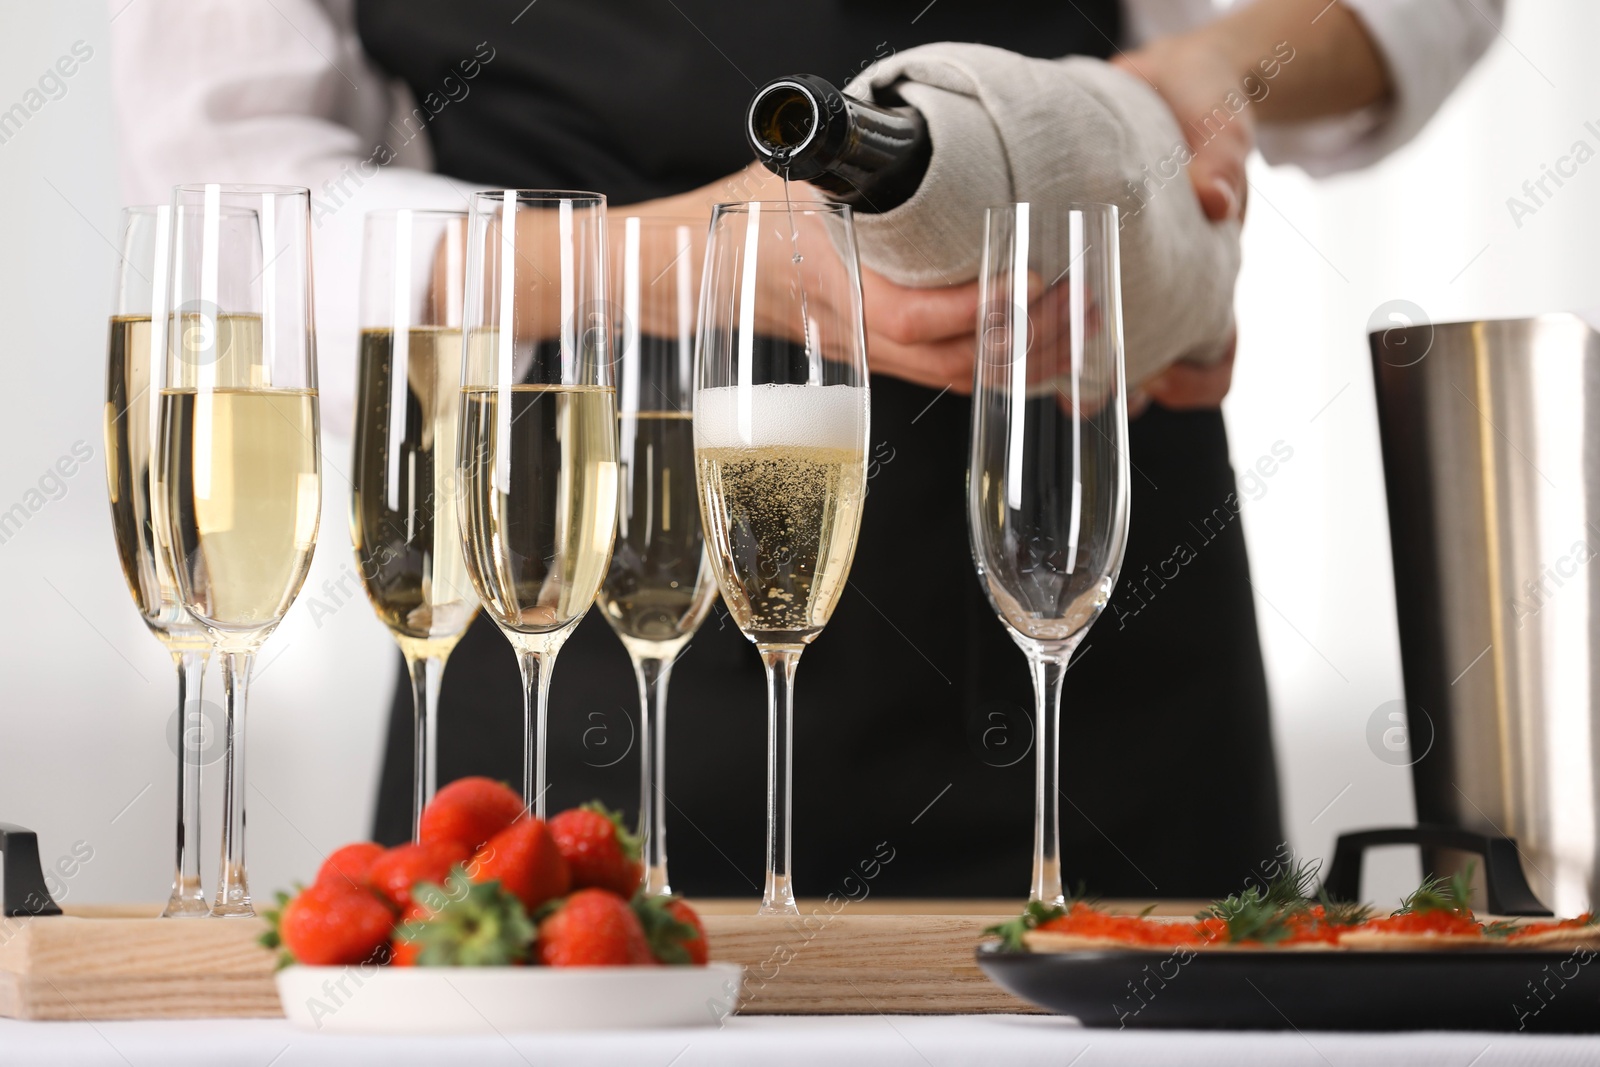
left=746, top=73, right=931, bottom=213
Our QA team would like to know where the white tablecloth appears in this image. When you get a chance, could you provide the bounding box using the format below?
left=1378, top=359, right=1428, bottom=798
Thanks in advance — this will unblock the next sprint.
left=2, top=1016, right=1597, bottom=1066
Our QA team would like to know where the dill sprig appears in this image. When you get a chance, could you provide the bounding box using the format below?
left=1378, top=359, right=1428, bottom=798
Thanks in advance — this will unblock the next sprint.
left=984, top=884, right=1094, bottom=952
left=1315, top=886, right=1374, bottom=928
left=984, top=901, right=1065, bottom=953
left=1199, top=859, right=1321, bottom=944
left=1396, top=863, right=1476, bottom=917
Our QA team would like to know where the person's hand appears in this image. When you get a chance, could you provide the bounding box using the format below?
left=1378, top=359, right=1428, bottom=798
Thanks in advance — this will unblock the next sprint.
left=621, top=168, right=984, bottom=393
left=859, top=266, right=983, bottom=393
left=1112, top=35, right=1255, bottom=225
left=1134, top=335, right=1238, bottom=415
left=1112, top=33, right=1252, bottom=412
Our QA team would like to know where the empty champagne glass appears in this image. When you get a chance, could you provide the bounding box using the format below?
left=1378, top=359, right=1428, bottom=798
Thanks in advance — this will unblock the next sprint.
left=967, top=203, right=1130, bottom=906
left=694, top=202, right=870, bottom=915
left=596, top=217, right=718, bottom=896
left=457, top=190, right=619, bottom=818
left=351, top=210, right=478, bottom=841
left=158, top=184, right=322, bottom=917
left=105, top=205, right=210, bottom=917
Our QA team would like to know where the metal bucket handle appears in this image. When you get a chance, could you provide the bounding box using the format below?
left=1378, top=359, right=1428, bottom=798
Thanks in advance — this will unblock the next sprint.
left=0, top=823, right=63, bottom=917
left=1321, top=825, right=1552, bottom=916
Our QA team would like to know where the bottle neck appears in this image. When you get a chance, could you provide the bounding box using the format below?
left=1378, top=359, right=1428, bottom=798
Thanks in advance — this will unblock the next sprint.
left=746, top=74, right=931, bottom=214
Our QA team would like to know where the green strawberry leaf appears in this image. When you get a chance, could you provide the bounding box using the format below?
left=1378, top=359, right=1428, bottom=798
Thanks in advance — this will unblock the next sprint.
left=632, top=894, right=699, bottom=965
left=258, top=889, right=293, bottom=953
left=398, top=869, right=536, bottom=966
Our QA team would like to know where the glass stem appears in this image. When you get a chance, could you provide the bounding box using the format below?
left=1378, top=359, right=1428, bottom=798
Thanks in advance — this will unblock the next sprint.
left=517, top=650, right=552, bottom=819
left=633, top=654, right=674, bottom=897
left=163, top=650, right=209, bottom=917
left=213, top=649, right=255, bottom=917
left=759, top=645, right=802, bottom=916
left=1029, top=649, right=1068, bottom=908
left=406, top=654, right=445, bottom=842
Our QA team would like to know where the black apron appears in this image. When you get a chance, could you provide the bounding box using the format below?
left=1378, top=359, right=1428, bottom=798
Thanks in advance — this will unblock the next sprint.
left=356, top=0, right=1283, bottom=899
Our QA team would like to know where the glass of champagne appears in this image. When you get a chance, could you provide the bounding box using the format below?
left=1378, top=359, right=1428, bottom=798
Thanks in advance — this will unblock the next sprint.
left=967, top=203, right=1130, bottom=906
left=158, top=184, right=322, bottom=917
left=105, top=205, right=211, bottom=917
left=694, top=202, right=870, bottom=916
left=351, top=210, right=479, bottom=841
left=458, top=190, right=619, bottom=818
left=596, top=217, right=718, bottom=896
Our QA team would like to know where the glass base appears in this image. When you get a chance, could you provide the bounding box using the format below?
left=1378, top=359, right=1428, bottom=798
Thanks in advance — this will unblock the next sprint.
left=643, top=864, right=671, bottom=898
left=759, top=873, right=798, bottom=917
left=1030, top=854, right=1065, bottom=909
left=162, top=879, right=210, bottom=918
left=212, top=868, right=254, bottom=917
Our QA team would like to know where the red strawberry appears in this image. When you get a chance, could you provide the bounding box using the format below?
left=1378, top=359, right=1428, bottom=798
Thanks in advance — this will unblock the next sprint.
left=389, top=902, right=428, bottom=966
left=275, top=883, right=394, bottom=966
left=665, top=899, right=709, bottom=965
left=469, top=817, right=571, bottom=913
left=420, top=777, right=525, bottom=854
left=549, top=804, right=642, bottom=898
left=368, top=840, right=471, bottom=912
left=536, top=888, right=654, bottom=967
left=314, top=842, right=385, bottom=890
left=632, top=894, right=709, bottom=965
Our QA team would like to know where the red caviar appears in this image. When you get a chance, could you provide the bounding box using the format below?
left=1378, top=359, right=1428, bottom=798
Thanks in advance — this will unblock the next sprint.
left=1025, top=900, right=1598, bottom=948
left=1505, top=913, right=1594, bottom=941
left=1037, top=903, right=1207, bottom=946
left=1359, top=910, right=1482, bottom=936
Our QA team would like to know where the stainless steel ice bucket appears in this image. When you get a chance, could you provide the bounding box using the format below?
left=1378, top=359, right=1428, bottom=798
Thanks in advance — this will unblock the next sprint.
left=1370, top=313, right=1600, bottom=915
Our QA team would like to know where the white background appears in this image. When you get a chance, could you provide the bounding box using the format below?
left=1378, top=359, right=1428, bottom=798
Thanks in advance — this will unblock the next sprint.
left=0, top=1, right=1594, bottom=909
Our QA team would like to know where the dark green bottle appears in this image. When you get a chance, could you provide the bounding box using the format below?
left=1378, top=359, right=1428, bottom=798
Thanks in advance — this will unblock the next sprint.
left=745, top=73, right=932, bottom=213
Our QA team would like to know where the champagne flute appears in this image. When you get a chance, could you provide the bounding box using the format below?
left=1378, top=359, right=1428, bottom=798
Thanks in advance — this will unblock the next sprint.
left=158, top=184, right=322, bottom=917
left=458, top=190, right=619, bottom=818
left=967, top=203, right=1130, bottom=906
left=596, top=217, right=718, bottom=896
left=105, top=205, right=211, bottom=917
left=351, top=210, right=478, bottom=841
left=694, top=202, right=870, bottom=916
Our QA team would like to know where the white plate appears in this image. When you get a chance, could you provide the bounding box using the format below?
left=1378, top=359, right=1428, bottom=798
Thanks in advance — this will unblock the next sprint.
left=277, top=962, right=743, bottom=1034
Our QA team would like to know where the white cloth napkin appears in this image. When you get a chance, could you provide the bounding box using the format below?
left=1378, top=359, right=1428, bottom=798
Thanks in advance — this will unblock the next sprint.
left=844, top=43, right=1240, bottom=387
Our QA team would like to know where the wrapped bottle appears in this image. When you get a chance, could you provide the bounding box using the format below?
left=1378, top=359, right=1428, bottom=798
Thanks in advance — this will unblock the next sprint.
left=745, top=73, right=931, bottom=213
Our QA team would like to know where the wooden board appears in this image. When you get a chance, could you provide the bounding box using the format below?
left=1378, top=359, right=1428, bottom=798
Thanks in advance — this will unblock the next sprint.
left=702, top=908, right=1028, bottom=1014
left=0, top=908, right=279, bottom=1021
left=0, top=899, right=1112, bottom=1020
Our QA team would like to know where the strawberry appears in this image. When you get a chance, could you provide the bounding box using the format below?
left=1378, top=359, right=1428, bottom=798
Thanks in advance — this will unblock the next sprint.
left=420, top=777, right=526, bottom=854
left=536, top=888, right=654, bottom=967
left=392, top=871, right=536, bottom=967
left=268, top=883, right=394, bottom=966
left=666, top=899, right=709, bottom=965
left=390, top=902, right=428, bottom=966
left=634, top=895, right=708, bottom=965
left=469, top=817, right=571, bottom=913
left=314, top=842, right=385, bottom=890
left=549, top=803, right=643, bottom=898
left=368, top=840, right=471, bottom=912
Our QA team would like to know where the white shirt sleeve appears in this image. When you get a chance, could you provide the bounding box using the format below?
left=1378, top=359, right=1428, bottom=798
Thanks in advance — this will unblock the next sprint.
left=1126, top=0, right=1505, bottom=176
left=109, top=0, right=486, bottom=436
left=1254, top=0, right=1505, bottom=175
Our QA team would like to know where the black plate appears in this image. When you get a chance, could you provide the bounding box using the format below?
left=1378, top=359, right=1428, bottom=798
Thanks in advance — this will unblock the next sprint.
left=977, top=944, right=1600, bottom=1031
